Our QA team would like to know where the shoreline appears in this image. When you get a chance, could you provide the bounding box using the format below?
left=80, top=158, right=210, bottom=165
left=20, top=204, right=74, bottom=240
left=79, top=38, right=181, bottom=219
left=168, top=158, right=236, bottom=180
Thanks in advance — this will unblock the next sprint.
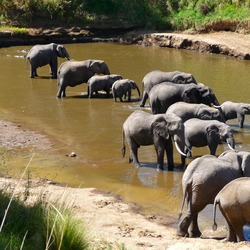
left=0, top=28, right=250, bottom=60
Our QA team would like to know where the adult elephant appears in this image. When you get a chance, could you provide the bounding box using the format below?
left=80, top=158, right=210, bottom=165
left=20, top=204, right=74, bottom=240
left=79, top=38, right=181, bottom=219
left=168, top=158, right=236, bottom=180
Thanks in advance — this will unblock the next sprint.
left=87, top=74, right=122, bottom=98
left=112, top=79, right=141, bottom=102
left=177, top=150, right=250, bottom=238
left=166, top=102, right=225, bottom=122
left=57, top=59, right=110, bottom=98
left=213, top=177, right=250, bottom=242
left=149, top=82, right=220, bottom=114
left=140, top=70, right=197, bottom=107
left=181, top=118, right=235, bottom=166
left=214, top=101, right=250, bottom=128
left=122, top=110, right=188, bottom=171
left=27, top=43, right=70, bottom=78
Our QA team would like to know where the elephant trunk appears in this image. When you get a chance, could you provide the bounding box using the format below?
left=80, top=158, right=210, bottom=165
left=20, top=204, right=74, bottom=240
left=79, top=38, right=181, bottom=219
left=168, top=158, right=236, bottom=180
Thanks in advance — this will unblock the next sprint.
left=135, top=85, right=141, bottom=97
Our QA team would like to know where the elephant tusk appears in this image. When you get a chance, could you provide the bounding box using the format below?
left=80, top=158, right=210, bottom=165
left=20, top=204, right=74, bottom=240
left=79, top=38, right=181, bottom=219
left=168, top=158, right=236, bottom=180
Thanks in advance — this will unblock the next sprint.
left=227, top=143, right=235, bottom=151
left=212, top=104, right=221, bottom=108
left=174, top=140, right=187, bottom=157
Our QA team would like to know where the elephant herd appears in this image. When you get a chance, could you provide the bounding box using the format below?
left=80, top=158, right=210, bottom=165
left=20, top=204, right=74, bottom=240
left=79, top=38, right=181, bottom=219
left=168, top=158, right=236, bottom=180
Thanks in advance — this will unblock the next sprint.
left=26, top=43, right=141, bottom=101
left=26, top=43, right=250, bottom=243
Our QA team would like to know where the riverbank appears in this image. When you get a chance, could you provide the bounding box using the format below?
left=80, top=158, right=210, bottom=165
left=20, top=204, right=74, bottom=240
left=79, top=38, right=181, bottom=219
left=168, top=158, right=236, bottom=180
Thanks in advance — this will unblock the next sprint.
left=0, top=27, right=250, bottom=60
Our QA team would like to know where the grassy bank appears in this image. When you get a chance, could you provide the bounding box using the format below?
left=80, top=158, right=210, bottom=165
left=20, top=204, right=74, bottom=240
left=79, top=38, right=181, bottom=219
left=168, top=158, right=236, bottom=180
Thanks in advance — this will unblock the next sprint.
left=0, top=0, right=249, bottom=32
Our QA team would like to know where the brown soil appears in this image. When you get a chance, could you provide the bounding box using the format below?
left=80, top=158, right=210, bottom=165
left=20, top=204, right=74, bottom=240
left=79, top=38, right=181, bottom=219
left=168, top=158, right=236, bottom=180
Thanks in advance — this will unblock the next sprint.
left=1, top=31, right=250, bottom=249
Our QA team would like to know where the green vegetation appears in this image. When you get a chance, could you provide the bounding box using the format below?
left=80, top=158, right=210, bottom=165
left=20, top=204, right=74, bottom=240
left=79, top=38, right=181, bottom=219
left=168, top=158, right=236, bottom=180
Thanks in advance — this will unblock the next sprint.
left=0, top=0, right=249, bottom=31
left=0, top=189, right=89, bottom=249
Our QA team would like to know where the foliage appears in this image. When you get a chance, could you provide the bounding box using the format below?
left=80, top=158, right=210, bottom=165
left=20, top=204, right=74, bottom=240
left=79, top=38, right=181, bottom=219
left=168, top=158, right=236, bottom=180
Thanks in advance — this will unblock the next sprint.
left=0, top=189, right=89, bottom=249
left=0, top=0, right=249, bottom=33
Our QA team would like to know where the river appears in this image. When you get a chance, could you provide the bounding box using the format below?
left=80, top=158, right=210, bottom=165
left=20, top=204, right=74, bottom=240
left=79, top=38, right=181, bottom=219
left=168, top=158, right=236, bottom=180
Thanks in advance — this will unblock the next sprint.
left=0, top=42, right=250, bottom=232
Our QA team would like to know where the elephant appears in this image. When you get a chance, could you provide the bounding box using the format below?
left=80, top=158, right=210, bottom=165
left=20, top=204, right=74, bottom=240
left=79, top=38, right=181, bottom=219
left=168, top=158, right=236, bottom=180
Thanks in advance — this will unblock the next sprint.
left=140, top=70, right=197, bottom=107
left=177, top=150, right=250, bottom=238
left=26, top=43, right=70, bottom=78
left=57, top=59, right=110, bottom=98
left=122, top=110, right=188, bottom=171
left=181, top=118, right=235, bottom=166
left=149, top=82, right=220, bottom=114
left=214, top=101, right=250, bottom=128
left=166, top=102, right=225, bottom=123
left=87, top=74, right=122, bottom=98
left=213, top=177, right=250, bottom=242
left=111, top=79, right=141, bottom=102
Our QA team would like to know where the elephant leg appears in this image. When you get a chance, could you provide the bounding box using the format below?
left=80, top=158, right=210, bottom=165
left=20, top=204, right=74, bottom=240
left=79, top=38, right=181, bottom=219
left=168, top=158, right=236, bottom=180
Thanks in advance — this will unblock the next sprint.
left=128, top=141, right=140, bottom=167
left=188, top=214, right=201, bottom=237
left=127, top=89, right=132, bottom=102
left=230, top=218, right=245, bottom=242
left=166, top=139, right=174, bottom=171
left=140, top=92, right=148, bottom=107
left=177, top=214, right=193, bottom=237
left=30, top=66, right=37, bottom=78
left=237, top=113, right=245, bottom=128
left=119, top=96, right=123, bottom=102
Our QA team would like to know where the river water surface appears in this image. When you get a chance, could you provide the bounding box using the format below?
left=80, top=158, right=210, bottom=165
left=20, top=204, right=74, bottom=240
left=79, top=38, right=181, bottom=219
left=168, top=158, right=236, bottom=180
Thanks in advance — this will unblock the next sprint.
left=0, top=42, right=250, bottom=232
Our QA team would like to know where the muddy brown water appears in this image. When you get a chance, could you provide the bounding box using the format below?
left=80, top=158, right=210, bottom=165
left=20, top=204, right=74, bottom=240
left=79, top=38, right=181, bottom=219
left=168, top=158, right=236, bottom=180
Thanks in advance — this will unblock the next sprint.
left=0, top=42, right=250, bottom=233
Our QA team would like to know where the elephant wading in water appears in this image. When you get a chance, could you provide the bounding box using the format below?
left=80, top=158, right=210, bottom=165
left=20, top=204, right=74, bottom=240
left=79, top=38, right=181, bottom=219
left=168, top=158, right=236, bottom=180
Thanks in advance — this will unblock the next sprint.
left=57, top=59, right=110, bottom=98
left=214, top=101, right=250, bottom=128
left=140, top=70, right=197, bottom=107
left=213, top=177, right=250, bottom=242
left=122, top=110, right=187, bottom=171
left=149, top=82, right=220, bottom=114
left=181, top=118, right=235, bottom=165
left=166, top=102, right=225, bottom=123
left=112, top=79, right=140, bottom=102
left=27, top=43, right=70, bottom=78
left=87, top=74, right=122, bottom=98
left=177, top=150, right=250, bottom=238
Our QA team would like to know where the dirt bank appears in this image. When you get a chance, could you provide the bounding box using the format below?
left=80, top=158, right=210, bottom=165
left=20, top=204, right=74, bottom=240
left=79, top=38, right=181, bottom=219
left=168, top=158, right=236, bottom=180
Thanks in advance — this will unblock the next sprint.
left=0, top=28, right=250, bottom=60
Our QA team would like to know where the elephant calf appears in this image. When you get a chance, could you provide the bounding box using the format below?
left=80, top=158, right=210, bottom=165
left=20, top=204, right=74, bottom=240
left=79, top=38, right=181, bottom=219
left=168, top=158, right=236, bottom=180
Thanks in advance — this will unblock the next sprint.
left=213, top=177, right=250, bottom=242
left=214, top=101, right=250, bottom=128
left=87, top=74, right=122, bottom=98
left=112, top=79, right=140, bottom=102
left=27, top=43, right=70, bottom=78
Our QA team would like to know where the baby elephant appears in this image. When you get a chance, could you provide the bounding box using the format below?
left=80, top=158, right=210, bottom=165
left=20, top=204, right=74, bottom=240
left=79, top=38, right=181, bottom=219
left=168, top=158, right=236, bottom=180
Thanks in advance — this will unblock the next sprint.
left=112, top=79, right=140, bottom=102
left=214, top=101, right=250, bottom=128
left=87, top=74, right=122, bottom=98
left=213, top=177, right=250, bottom=242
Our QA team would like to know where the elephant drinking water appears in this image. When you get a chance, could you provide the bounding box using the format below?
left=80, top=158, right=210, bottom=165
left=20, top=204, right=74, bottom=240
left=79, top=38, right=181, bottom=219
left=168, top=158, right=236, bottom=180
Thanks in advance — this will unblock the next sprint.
left=140, top=70, right=198, bottom=107
left=57, top=59, right=110, bottom=98
left=122, top=110, right=187, bottom=171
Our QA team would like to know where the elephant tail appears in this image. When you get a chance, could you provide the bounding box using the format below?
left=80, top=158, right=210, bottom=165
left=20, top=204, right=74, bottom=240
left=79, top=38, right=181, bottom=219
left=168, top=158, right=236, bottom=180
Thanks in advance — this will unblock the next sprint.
left=212, top=198, right=219, bottom=231
left=177, top=189, right=188, bottom=223
left=122, top=128, right=126, bottom=158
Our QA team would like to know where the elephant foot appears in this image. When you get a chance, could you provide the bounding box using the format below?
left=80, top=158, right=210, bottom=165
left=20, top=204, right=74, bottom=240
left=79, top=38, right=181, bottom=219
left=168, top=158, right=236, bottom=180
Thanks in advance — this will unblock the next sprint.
left=139, top=104, right=145, bottom=107
left=188, top=230, right=202, bottom=238
left=176, top=228, right=189, bottom=237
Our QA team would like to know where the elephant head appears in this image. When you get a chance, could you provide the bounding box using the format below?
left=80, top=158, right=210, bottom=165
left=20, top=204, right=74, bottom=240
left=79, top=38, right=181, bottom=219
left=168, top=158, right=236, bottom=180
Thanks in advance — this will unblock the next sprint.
left=129, top=80, right=141, bottom=97
left=56, top=45, right=70, bottom=60
left=206, top=123, right=235, bottom=151
left=196, top=105, right=225, bottom=122
left=172, top=73, right=197, bottom=84
left=152, top=115, right=187, bottom=157
left=197, top=83, right=220, bottom=106
left=88, top=60, right=110, bottom=75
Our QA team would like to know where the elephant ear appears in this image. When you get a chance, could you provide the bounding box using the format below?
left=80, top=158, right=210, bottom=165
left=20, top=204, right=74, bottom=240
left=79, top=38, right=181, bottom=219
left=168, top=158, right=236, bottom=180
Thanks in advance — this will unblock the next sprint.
left=88, top=60, right=102, bottom=74
left=198, top=108, right=213, bottom=120
left=172, top=74, right=185, bottom=84
left=56, top=45, right=64, bottom=57
left=152, top=119, right=170, bottom=139
left=182, top=86, right=199, bottom=103
left=240, top=152, right=250, bottom=176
